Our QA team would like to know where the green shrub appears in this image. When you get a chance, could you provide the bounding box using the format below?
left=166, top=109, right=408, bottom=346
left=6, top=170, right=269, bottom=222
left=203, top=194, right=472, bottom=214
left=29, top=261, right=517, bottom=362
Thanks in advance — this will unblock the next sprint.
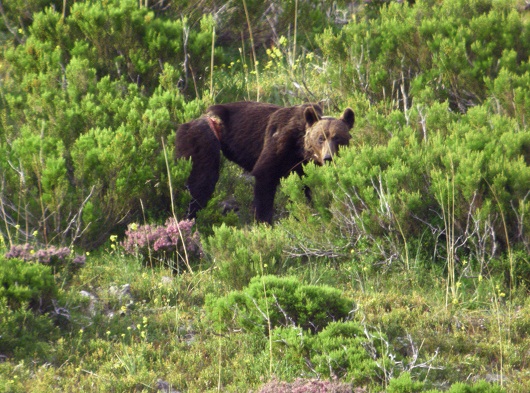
left=0, top=256, right=60, bottom=358
left=387, top=372, right=424, bottom=393
left=205, top=224, right=291, bottom=289
left=205, top=275, right=355, bottom=334
left=281, top=102, right=529, bottom=278
left=0, top=256, right=57, bottom=311
left=270, top=321, right=378, bottom=383
left=310, top=321, right=376, bottom=380
left=0, top=0, right=215, bottom=248
left=316, top=0, right=530, bottom=113
left=425, top=380, right=506, bottom=393
left=0, top=297, right=58, bottom=358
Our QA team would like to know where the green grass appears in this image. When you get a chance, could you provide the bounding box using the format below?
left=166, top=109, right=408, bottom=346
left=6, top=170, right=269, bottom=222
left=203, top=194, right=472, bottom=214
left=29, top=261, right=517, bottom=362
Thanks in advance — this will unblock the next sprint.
left=1, top=243, right=528, bottom=392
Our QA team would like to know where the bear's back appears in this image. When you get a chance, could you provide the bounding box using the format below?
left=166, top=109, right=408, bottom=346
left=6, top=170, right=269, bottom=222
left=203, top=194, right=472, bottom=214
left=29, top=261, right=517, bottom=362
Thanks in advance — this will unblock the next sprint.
left=207, top=101, right=281, bottom=172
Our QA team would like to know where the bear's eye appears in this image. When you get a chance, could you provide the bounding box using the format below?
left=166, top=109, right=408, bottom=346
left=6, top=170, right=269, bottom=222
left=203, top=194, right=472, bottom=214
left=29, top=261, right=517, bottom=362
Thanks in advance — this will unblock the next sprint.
left=318, top=135, right=325, bottom=144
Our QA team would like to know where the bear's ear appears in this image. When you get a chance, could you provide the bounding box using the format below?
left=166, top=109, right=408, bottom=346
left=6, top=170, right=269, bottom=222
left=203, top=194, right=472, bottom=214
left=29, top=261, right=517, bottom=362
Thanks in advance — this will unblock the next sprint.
left=304, top=106, right=320, bottom=127
left=341, top=108, right=355, bottom=129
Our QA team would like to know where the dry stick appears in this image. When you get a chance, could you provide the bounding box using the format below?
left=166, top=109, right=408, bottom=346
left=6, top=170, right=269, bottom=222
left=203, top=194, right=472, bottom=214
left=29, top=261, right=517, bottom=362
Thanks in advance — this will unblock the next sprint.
left=292, top=0, right=298, bottom=69
left=487, top=181, right=516, bottom=388
left=435, top=158, right=456, bottom=308
left=260, top=257, right=273, bottom=377
left=37, top=123, right=48, bottom=245
left=0, top=181, right=13, bottom=248
left=242, top=0, right=260, bottom=101
left=443, top=156, right=457, bottom=307
left=239, top=31, right=250, bottom=101
left=162, top=138, right=193, bottom=274
left=210, top=26, right=215, bottom=100
left=140, top=199, right=154, bottom=269
left=181, top=22, right=190, bottom=93
left=217, top=329, right=222, bottom=392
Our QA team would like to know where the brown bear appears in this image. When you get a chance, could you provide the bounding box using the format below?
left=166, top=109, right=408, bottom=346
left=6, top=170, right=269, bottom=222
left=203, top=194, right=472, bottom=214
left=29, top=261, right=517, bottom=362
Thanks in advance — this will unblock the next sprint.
left=175, top=101, right=354, bottom=223
left=251, top=105, right=354, bottom=223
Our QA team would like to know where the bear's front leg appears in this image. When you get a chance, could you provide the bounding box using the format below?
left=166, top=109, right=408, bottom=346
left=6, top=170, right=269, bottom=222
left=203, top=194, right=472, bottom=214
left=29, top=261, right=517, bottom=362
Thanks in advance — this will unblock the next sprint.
left=253, top=176, right=279, bottom=224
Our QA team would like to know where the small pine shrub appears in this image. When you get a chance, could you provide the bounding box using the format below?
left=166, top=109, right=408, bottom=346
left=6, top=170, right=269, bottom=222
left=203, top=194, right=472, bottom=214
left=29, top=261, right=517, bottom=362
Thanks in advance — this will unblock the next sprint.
left=121, top=218, right=202, bottom=268
left=310, top=321, right=378, bottom=381
left=272, top=321, right=379, bottom=383
left=387, top=372, right=424, bottom=393
left=0, top=298, right=57, bottom=358
left=205, top=275, right=355, bottom=334
left=0, top=255, right=61, bottom=358
left=205, top=224, right=291, bottom=289
left=424, top=380, right=506, bottom=393
left=445, top=381, right=506, bottom=393
left=0, top=255, right=57, bottom=311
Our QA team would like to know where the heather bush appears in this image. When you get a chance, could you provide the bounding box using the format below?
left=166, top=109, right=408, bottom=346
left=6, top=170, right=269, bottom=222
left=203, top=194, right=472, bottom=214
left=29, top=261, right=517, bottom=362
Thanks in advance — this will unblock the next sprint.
left=258, top=378, right=353, bottom=393
left=5, top=244, right=85, bottom=274
left=121, top=218, right=202, bottom=269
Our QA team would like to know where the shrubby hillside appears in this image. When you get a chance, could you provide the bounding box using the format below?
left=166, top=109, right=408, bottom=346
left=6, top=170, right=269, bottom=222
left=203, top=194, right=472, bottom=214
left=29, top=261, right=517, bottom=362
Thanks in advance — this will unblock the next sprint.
left=0, top=0, right=529, bottom=392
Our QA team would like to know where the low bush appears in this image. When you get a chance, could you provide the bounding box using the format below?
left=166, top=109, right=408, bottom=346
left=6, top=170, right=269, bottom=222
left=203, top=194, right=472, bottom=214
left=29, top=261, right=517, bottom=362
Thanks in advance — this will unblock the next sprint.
left=0, top=255, right=60, bottom=357
left=121, top=218, right=202, bottom=270
left=0, top=298, right=58, bottom=358
left=258, top=378, right=353, bottom=393
left=281, top=103, right=530, bottom=281
left=205, top=224, right=292, bottom=289
left=205, top=275, right=355, bottom=334
left=272, top=321, right=379, bottom=383
left=5, top=244, right=85, bottom=273
left=0, top=255, right=57, bottom=311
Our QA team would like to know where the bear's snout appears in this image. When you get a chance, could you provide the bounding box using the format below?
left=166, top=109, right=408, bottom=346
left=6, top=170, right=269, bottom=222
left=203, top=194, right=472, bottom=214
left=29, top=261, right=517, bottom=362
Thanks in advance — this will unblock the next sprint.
left=322, top=139, right=337, bottom=163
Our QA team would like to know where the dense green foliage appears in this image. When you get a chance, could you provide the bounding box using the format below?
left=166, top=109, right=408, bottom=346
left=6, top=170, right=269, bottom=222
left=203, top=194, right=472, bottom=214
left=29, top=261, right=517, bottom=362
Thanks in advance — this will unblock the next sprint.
left=0, top=255, right=57, bottom=310
left=0, top=255, right=60, bottom=357
left=206, top=275, right=355, bottom=333
left=0, top=0, right=529, bottom=391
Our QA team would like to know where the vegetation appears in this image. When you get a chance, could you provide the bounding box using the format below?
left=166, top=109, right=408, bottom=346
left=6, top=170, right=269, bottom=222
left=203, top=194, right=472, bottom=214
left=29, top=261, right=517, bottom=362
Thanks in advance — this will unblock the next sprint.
left=0, top=0, right=529, bottom=391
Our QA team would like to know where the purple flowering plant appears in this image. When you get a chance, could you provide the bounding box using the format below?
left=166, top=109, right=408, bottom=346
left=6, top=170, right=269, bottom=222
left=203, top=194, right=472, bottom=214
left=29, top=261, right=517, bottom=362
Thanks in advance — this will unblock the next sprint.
left=5, top=243, right=86, bottom=271
left=121, top=218, right=202, bottom=267
left=258, top=378, right=353, bottom=393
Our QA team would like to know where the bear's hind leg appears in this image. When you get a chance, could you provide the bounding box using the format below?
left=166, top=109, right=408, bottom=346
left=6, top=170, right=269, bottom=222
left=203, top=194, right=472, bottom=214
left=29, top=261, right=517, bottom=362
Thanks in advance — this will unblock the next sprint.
left=176, top=120, right=221, bottom=219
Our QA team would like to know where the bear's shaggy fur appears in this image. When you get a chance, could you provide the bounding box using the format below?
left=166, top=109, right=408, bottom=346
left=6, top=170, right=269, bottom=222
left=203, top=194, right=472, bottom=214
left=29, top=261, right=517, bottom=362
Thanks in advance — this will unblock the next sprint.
left=252, top=105, right=354, bottom=222
left=175, top=101, right=354, bottom=223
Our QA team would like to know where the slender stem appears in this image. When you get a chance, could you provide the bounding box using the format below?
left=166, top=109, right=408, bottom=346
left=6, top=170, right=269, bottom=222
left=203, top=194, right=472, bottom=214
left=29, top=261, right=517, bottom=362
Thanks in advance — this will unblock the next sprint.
left=242, top=0, right=259, bottom=101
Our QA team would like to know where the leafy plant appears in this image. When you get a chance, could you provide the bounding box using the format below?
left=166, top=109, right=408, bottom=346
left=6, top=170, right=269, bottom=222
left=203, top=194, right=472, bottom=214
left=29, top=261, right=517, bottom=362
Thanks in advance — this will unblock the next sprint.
left=206, top=275, right=355, bottom=334
left=0, top=0, right=212, bottom=248
left=205, top=224, right=292, bottom=289
left=0, top=255, right=57, bottom=311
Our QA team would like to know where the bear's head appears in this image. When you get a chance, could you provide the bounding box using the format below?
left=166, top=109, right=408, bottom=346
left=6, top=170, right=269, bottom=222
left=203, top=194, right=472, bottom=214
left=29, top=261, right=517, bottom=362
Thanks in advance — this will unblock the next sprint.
left=303, top=107, right=355, bottom=165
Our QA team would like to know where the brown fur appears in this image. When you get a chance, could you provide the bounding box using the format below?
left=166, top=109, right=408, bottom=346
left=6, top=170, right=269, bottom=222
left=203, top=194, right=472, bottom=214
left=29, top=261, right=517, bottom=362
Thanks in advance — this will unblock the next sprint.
left=175, top=101, right=354, bottom=223
left=252, top=106, right=354, bottom=223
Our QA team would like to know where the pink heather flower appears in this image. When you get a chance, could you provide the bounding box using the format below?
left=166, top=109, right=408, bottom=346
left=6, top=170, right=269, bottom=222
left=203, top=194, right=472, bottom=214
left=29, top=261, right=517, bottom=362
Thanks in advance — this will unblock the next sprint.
left=121, top=218, right=202, bottom=265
